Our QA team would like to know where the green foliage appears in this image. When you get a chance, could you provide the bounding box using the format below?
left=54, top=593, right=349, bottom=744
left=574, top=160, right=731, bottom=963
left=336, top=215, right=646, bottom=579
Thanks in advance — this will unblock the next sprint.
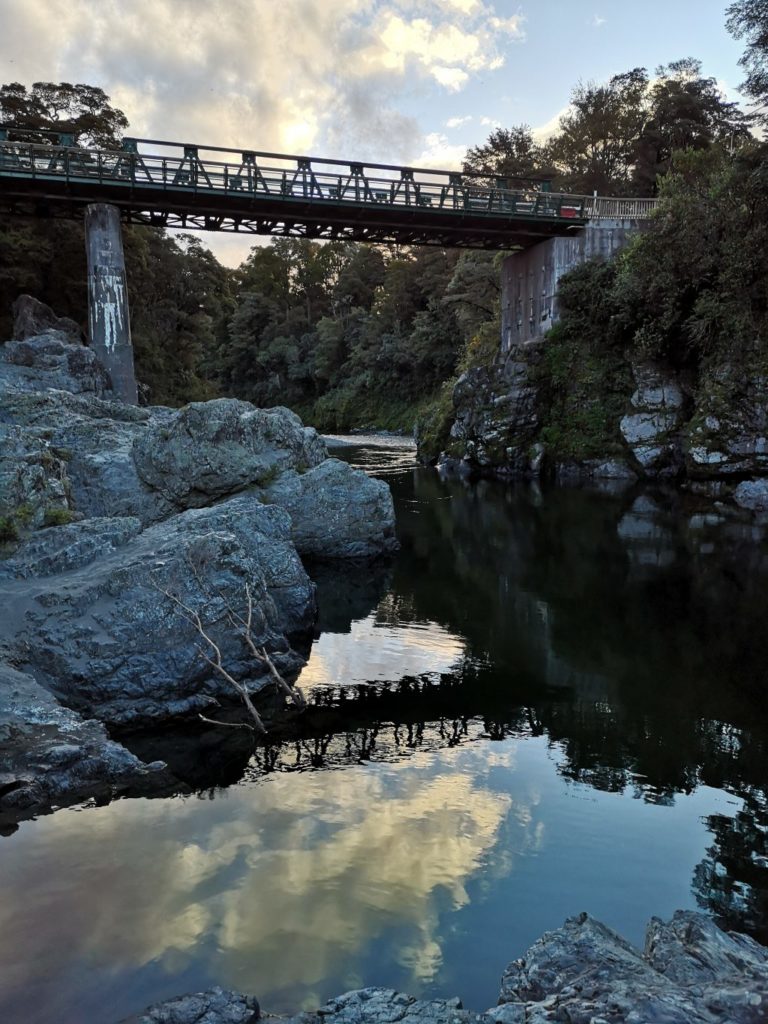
left=727, top=0, right=768, bottom=124
left=43, top=507, right=75, bottom=527
left=415, top=380, right=457, bottom=463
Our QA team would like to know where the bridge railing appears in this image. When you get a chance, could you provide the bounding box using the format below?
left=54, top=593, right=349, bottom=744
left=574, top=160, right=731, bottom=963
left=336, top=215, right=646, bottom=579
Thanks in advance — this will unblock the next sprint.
left=0, top=132, right=660, bottom=225
left=0, top=137, right=592, bottom=222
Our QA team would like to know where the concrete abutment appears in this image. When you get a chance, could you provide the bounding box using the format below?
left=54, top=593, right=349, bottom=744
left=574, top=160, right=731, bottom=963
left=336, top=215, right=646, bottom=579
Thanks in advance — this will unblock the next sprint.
left=500, top=219, right=647, bottom=352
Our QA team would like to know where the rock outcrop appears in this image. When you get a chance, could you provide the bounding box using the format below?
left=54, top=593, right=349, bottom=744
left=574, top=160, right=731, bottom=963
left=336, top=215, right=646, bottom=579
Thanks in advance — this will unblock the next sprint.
left=1, top=497, right=314, bottom=725
left=447, top=342, right=544, bottom=477
left=122, top=911, right=768, bottom=1024
left=132, top=399, right=328, bottom=508
left=0, top=661, right=173, bottom=832
left=0, top=300, right=397, bottom=820
left=620, top=360, right=687, bottom=477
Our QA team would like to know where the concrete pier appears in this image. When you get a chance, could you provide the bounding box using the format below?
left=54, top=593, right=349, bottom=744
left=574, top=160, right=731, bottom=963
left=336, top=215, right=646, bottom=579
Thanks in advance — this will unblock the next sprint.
left=500, top=219, right=647, bottom=352
left=84, top=203, right=137, bottom=404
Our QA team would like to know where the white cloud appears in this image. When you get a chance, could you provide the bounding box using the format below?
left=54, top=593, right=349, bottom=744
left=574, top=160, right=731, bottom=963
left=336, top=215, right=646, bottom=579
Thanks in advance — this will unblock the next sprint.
left=446, top=115, right=472, bottom=129
left=413, top=132, right=467, bottom=170
left=590, top=14, right=606, bottom=28
left=480, top=116, right=501, bottom=127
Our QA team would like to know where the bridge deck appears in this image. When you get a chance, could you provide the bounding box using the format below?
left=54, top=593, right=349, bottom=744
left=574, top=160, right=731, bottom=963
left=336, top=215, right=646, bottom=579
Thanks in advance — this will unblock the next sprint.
left=0, top=132, right=658, bottom=249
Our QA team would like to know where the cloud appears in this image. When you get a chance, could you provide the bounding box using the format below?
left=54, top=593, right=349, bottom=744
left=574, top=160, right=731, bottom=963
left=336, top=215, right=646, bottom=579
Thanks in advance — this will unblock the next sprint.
left=413, top=132, right=468, bottom=170
left=590, top=14, right=606, bottom=28
left=445, top=115, right=472, bottom=129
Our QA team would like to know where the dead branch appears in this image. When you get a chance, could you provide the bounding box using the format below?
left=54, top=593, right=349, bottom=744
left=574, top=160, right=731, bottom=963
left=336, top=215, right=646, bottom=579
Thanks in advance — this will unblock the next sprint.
left=150, top=574, right=268, bottom=735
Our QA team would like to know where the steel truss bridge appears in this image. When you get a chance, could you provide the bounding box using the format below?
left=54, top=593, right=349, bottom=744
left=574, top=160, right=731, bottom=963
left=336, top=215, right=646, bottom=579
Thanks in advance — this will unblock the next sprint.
left=0, top=128, right=658, bottom=250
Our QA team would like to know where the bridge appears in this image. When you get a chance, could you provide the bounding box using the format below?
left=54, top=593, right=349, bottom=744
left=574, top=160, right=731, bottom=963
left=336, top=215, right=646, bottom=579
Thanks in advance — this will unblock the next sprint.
left=0, top=126, right=659, bottom=402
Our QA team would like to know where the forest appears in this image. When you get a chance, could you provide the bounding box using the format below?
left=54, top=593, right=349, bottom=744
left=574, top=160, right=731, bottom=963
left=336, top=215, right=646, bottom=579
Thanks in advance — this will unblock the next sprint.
left=0, top=0, right=766, bottom=440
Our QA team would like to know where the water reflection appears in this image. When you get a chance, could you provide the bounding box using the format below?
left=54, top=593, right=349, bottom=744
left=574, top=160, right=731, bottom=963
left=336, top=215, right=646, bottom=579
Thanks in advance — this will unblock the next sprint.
left=1, top=443, right=768, bottom=1024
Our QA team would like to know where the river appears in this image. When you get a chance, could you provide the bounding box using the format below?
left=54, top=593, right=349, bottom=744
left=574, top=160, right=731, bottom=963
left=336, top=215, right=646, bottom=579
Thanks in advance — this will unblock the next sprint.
left=1, top=435, right=766, bottom=1024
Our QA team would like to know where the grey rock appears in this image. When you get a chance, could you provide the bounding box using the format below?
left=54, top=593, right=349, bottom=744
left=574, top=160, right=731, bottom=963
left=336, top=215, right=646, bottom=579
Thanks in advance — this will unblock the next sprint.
left=3, top=495, right=315, bottom=725
left=0, top=661, right=170, bottom=826
left=133, top=399, right=328, bottom=508
left=0, top=516, right=142, bottom=579
left=262, top=458, right=398, bottom=558
left=0, top=423, right=71, bottom=529
left=685, top=360, right=768, bottom=478
left=285, top=988, right=485, bottom=1024
left=3, top=332, right=110, bottom=396
left=620, top=411, right=679, bottom=446
left=621, top=363, right=686, bottom=477
left=497, top=911, right=768, bottom=1023
left=0, top=390, right=173, bottom=525
left=119, top=986, right=260, bottom=1024
left=448, top=342, right=544, bottom=477
left=11, top=294, right=83, bottom=344
left=733, top=478, right=768, bottom=513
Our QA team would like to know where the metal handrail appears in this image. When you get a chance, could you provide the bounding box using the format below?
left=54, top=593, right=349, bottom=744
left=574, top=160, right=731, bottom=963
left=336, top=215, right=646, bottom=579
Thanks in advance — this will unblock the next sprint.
left=0, top=134, right=660, bottom=224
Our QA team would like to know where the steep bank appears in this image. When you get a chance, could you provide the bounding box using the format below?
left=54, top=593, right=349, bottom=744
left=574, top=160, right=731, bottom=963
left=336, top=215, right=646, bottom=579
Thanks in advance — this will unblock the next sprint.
left=0, top=297, right=397, bottom=826
left=123, top=911, right=768, bottom=1023
left=426, top=150, right=768, bottom=513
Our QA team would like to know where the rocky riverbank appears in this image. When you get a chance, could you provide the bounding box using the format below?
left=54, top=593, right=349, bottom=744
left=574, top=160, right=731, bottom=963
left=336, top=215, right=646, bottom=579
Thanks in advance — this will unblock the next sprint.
left=439, top=337, right=768, bottom=515
left=0, top=297, right=397, bottom=828
left=122, top=910, right=768, bottom=1023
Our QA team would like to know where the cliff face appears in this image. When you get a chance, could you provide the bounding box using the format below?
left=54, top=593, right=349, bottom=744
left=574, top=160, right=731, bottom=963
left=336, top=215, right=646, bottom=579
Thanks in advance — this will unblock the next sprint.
left=439, top=330, right=768, bottom=514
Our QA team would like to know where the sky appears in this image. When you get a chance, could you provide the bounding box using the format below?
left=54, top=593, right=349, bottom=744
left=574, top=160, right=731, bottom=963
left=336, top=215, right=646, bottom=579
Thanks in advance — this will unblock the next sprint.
left=0, top=0, right=749, bottom=265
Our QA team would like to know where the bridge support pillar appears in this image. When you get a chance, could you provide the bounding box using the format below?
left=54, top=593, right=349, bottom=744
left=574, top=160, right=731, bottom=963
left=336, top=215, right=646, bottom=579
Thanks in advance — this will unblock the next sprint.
left=501, top=219, right=646, bottom=352
left=84, top=203, right=138, bottom=404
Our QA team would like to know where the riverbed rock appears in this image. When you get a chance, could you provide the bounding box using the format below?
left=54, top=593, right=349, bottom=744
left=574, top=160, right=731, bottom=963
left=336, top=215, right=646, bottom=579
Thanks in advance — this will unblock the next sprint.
left=3, top=333, right=111, bottom=396
left=133, top=399, right=328, bottom=508
left=287, top=989, right=484, bottom=1024
left=0, top=516, right=142, bottom=579
left=2, top=496, right=315, bottom=725
left=120, top=987, right=260, bottom=1024
left=0, top=660, right=171, bottom=829
left=497, top=910, right=768, bottom=1023
left=262, top=458, right=398, bottom=558
left=120, top=912, right=768, bottom=1024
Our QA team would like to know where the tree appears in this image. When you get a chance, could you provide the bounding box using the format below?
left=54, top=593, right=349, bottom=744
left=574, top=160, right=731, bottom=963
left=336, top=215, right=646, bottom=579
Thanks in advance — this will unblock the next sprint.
left=633, top=59, right=751, bottom=193
left=545, top=69, right=650, bottom=195
left=727, top=0, right=768, bottom=123
left=0, top=81, right=128, bottom=146
left=463, top=125, right=545, bottom=183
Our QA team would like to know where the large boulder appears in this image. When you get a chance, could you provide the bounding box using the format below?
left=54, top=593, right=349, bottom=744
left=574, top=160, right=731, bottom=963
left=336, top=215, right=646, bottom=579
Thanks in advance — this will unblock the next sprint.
left=496, top=911, right=768, bottom=1023
left=133, top=399, right=328, bottom=508
left=0, top=661, right=171, bottom=829
left=262, top=458, right=398, bottom=558
left=2, top=333, right=111, bottom=396
left=3, top=495, right=315, bottom=725
left=11, top=294, right=83, bottom=344
left=0, top=390, right=174, bottom=525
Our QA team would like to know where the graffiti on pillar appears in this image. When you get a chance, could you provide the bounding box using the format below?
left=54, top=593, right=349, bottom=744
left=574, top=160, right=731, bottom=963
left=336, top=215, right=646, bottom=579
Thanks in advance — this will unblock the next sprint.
left=91, top=271, right=129, bottom=353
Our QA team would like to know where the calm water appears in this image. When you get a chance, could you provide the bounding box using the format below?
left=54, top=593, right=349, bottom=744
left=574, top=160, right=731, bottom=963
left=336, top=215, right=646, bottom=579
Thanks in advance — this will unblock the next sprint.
left=1, top=436, right=768, bottom=1024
